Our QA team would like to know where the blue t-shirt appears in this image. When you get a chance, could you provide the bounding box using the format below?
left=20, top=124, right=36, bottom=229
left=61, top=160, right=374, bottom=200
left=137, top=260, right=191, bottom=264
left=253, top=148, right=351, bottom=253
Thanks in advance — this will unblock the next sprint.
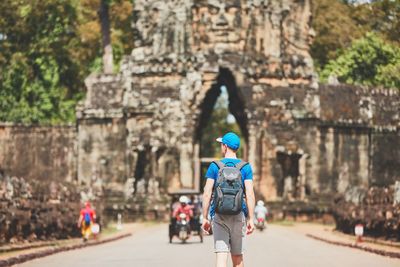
left=205, top=158, right=253, bottom=218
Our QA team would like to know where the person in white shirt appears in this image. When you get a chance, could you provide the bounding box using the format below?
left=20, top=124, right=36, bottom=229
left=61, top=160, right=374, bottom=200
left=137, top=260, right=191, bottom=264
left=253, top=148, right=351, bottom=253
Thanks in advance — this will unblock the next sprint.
left=254, top=200, right=268, bottom=224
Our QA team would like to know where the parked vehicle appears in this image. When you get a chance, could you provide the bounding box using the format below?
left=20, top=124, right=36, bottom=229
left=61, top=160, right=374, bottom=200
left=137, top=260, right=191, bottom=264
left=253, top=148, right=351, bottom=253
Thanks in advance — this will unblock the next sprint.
left=176, top=213, right=190, bottom=242
left=168, top=191, right=203, bottom=243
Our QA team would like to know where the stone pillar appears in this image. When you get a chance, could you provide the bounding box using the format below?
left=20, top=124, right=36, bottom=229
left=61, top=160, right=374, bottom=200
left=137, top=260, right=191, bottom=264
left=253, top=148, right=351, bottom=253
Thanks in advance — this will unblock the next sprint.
left=247, top=123, right=259, bottom=181
left=298, top=153, right=308, bottom=200
left=180, top=142, right=194, bottom=188
left=307, top=129, right=321, bottom=194
left=258, top=133, right=279, bottom=201
left=358, top=133, right=369, bottom=188
left=193, top=142, right=200, bottom=192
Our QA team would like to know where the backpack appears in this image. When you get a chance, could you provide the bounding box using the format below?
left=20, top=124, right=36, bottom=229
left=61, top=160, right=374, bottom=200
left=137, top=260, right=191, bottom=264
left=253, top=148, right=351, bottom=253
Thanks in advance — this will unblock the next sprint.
left=84, top=212, right=91, bottom=225
left=212, top=160, right=248, bottom=215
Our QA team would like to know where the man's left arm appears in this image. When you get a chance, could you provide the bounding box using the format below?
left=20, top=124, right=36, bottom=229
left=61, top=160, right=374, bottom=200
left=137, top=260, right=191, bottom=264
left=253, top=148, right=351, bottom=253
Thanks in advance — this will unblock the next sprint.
left=244, top=179, right=255, bottom=234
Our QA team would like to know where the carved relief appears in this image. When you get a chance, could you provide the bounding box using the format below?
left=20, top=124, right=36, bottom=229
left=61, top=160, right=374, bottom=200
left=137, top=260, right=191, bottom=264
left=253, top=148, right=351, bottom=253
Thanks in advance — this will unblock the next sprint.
left=131, top=0, right=314, bottom=81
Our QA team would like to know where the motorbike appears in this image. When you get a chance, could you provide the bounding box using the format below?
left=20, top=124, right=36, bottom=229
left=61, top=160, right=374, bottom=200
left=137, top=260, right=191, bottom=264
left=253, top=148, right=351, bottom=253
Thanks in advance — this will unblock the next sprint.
left=255, top=212, right=266, bottom=231
left=168, top=191, right=203, bottom=244
left=176, top=213, right=191, bottom=242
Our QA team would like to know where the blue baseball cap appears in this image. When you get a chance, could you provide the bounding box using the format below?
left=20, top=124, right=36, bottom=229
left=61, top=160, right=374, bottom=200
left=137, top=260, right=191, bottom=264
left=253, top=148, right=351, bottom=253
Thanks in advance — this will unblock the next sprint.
left=216, top=132, right=240, bottom=150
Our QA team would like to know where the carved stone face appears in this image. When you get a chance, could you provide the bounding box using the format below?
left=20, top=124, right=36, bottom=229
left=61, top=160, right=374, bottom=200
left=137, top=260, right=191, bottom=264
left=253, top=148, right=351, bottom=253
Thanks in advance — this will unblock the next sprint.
left=201, top=0, right=242, bottom=44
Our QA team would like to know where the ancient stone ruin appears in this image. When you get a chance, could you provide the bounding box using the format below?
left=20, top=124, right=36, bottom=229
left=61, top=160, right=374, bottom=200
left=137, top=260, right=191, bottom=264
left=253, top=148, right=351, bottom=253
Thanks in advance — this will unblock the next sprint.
left=78, top=0, right=399, bottom=201
left=333, top=185, right=400, bottom=241
left=79, top=0, right=316, bottom=198
left=0, top=0, right=399, bottom=240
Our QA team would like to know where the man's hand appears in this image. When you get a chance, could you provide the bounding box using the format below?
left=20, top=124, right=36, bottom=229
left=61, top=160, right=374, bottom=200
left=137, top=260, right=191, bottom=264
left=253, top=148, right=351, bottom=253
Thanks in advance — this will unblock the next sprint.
left=246, top=219, right=255, bottom=235
left=202, top=218, right=211, bottom=235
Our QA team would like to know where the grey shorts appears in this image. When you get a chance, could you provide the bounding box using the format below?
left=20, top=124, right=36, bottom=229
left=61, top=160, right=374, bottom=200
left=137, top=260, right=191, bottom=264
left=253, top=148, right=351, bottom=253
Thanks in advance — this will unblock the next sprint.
left=212, top=212, right=246, bottom=255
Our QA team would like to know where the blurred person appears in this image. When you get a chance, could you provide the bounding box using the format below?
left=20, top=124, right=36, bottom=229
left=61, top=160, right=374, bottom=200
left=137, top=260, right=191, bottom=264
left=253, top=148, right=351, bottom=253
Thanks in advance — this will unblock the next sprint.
left=190, top=195, right=202, bottom=216
left=77, top=201, right=96, bottom=242
left=254, top=200, right=268, bottom=230
left=173, top=195, right=193, bottom=222
left=254, top=200, right=268, bottom=220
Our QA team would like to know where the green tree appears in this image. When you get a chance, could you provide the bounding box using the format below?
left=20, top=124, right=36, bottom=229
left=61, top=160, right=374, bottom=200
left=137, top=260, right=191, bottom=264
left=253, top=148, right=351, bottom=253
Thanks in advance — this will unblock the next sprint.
left=348, top=0, right=400, bottom=44
left=311, top=0, right=363, bottom=69
left=0, top=0, right=134, bottom=124
left=311, top=0, right=400, bottom=71
left=320, top=32, right=400, bottom=89
left=78, top=0, right=133, bottom=73
left=0, top=0, right=83, bottom=123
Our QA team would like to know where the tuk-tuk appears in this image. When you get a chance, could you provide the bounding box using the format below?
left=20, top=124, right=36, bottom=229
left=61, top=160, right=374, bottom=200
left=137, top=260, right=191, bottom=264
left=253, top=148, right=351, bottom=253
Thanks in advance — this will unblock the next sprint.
left=168, top=190, right=203, bottom=243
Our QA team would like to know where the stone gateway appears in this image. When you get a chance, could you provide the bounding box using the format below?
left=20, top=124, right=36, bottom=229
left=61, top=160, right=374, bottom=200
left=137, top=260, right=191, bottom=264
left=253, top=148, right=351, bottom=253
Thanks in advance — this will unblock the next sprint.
left=76, top=0, right=400, bottom=206
left=0, top=1, right=399, bottom=221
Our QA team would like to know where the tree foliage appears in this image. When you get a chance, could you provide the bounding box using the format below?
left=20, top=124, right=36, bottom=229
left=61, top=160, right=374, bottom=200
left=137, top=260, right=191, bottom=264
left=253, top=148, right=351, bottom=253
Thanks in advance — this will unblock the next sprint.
left=311, top=0, right=363, bottom=68
left=312, top=0, right=400, bottom=89
left=320, top=32, right=400, bottom=88
left=349, top=0, right=400, bottom=44
left=0, top=0, right=83, bottom=123
left=0, top=0, right=133, bottom=124
left=78, top=0, right=133, bottom=72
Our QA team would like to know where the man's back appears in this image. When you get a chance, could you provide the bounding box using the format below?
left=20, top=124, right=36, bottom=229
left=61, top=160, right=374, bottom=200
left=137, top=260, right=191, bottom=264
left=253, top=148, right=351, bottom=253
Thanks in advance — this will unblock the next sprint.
left=205, top=158, right=253, bottom=218
left=80, top=207, right=95, bottom=221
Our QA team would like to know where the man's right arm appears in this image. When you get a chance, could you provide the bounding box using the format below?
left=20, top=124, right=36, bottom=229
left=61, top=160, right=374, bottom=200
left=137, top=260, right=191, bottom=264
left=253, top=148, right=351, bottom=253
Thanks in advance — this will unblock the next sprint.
left=244, top=179, right=255, bottom=235
left=202, top=178, right=214, bottom=219
left=201, top=178, right=214, bottom=234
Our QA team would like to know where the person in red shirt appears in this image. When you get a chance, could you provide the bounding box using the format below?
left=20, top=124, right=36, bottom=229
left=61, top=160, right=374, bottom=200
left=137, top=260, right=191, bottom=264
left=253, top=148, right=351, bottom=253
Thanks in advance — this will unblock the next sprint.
left=173, top=196, right=193, bottom=222
left=77, top=202, right=96, bottom=241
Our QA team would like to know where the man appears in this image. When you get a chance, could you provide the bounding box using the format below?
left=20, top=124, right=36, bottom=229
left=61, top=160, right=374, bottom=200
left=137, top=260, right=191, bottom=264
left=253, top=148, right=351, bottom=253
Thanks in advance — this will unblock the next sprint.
left=77, top=201, right=96, bottom=241
left=202, top=132, right=255, bottom=267
left=172, top=195, right=193, bottom=222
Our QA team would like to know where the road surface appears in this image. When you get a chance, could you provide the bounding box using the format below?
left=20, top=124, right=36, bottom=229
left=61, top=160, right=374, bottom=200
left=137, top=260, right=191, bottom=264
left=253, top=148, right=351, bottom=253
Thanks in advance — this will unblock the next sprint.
left=19, top=224, right=399, bottom=267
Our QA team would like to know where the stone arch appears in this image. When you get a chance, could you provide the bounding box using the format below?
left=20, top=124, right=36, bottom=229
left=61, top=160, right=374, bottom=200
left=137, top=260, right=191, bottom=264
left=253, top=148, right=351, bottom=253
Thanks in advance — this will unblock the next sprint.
left=194, top=67, right=249, bottom=143
left=186, top=67, right=251, bottom=190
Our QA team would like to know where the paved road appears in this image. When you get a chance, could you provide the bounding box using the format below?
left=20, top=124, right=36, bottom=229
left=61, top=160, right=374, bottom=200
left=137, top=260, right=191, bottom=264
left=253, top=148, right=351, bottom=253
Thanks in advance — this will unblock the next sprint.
left=20, top=224, right=399, bottom=267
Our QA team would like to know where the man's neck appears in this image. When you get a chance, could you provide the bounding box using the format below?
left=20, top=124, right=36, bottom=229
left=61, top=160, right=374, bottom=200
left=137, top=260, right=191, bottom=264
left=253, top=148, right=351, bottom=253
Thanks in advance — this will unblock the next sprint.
left=224, top=151, right=237, bottom=159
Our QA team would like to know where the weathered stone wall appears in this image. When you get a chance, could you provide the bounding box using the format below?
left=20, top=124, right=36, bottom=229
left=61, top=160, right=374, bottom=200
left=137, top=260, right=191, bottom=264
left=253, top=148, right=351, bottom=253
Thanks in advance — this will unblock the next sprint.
left=77, top=118, right=127, bottom=191
left=255, top=84, right=399, bottom=201
left=0, top=124, right=76, bottom=182
left=370, top=133, right=400, bottom=186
